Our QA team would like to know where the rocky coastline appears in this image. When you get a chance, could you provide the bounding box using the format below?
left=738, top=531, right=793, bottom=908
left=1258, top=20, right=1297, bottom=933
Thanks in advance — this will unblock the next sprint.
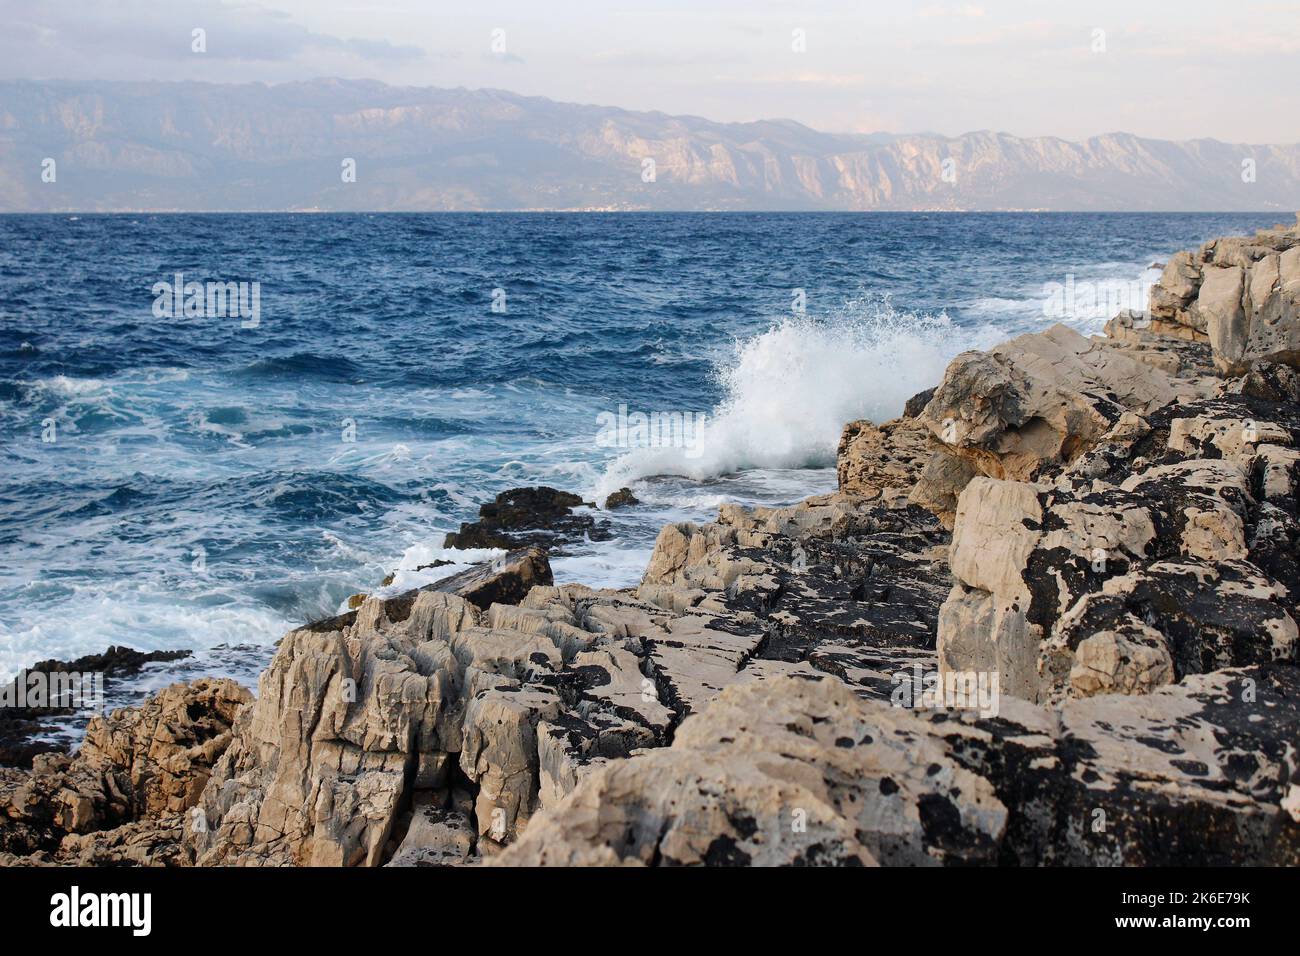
left=4, top=217, right=1300, bottom=867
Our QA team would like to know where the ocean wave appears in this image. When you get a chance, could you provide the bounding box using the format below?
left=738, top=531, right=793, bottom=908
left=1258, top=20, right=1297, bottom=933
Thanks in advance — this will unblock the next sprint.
left=594, top=299, right=1002, bottom=497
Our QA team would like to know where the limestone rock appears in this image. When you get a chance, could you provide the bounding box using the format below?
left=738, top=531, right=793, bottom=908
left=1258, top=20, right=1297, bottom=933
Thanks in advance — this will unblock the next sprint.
left=908, top=446, right=977, bottom=527
left=498, top=666, right=1300, bottom=866
left=385, top=796, right=475, bottom=867
left=914, top=324, right=1181, bottom=509
left=0, top=678, right=248, bottom=863
left=80, top=678, right=250, bottom=818
left=937, top=392, right=1300, bottom=703
left=497, top=676, right=1000, bottom=866
left=836, top=417, right=930, bottom=505
left=1139, top=220, right=1300, bottom=374
left=429, top=546, right=553, bottom=610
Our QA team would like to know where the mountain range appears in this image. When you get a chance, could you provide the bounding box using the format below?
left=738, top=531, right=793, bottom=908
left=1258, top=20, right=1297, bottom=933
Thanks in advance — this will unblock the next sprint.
left=2, top=78, right=1298, bottom=212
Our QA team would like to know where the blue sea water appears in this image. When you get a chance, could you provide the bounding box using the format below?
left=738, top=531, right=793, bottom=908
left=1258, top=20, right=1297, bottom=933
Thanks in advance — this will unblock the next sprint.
left=0, top=211, right=1285, bottom=699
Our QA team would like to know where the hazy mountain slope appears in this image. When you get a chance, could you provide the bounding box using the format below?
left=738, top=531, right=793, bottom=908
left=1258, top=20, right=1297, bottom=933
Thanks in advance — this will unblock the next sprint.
left=1, top=79, right=1297, bottom=211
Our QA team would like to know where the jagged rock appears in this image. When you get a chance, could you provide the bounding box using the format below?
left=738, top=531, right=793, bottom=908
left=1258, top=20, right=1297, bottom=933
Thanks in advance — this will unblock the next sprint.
left=1226, top=360, right=1300, bottom=404
left=912, top=325, right=1189, bottom=516
left=0, top=678, right=248, bottom=861
left=936, top=393, right=1300, bottom=703
left=0, top=753, right=131, bottom=855
left=187, top=557, right=684, bottom=865
left=1040, top=561, right=1296, bottom=699
left=79, top=678, right=250, bottom=818
left=1200, top=264, right=1248, bottom=367
left=903, top=387, right=937, bottom=418
left=444, top=486, right=611, bottom=553
left=57, top=817, right=187, bottom=867
left=1142, top=220, right=1300, bottom=374
left=428, top=546, right=553, bottom=610
left=638, top=494, right=949, bottom=709
left=1102, top=310, right=1215, bottom=375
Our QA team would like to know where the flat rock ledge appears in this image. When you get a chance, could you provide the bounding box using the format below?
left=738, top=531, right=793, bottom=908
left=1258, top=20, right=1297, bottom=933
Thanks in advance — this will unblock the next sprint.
left=4, top=220, right=1300, bottom=867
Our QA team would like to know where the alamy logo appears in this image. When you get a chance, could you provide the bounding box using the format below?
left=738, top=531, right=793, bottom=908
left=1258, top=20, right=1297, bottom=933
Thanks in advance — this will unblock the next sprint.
left=891, top=665, right=1000, bottom=718
left=595, top=403, right=708, bottom=458
left=152, top=273, right=261, bottom=328
left=49, top=886, right=151, bottom=936
left=1042, top=274, right=1147, bottom=323
left=1, top=670, right=103, bottom=712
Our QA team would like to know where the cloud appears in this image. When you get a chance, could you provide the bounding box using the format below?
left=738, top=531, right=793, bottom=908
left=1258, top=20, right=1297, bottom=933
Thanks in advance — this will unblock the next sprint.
left=0, top=0, right=424, bottom=71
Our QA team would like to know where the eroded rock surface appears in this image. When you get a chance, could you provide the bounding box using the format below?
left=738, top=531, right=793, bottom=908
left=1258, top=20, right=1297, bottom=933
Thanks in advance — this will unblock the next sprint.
left=498, top=666, right=1300, bottom=866
left=937, top=389, right=1300, bottom=703
left=0, top=646, right=193, bottom=768
left=0, top=678, right=249, bottom=865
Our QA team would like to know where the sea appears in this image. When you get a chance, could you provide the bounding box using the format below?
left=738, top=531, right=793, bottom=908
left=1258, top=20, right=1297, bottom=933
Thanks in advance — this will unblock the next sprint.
left=0, top=211, right=1285, bottom=717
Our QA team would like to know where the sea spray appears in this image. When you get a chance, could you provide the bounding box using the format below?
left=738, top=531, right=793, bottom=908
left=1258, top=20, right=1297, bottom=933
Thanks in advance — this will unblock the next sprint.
left=594, top=297, right=1002, bottom=498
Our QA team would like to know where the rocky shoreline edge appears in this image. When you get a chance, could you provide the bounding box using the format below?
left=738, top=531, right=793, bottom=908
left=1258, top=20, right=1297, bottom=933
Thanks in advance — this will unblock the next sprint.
left=4, top=218, right=1300, bottom=867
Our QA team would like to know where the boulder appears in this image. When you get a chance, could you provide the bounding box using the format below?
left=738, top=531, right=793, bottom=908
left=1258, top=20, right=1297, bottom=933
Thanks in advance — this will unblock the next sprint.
left=912, top=325, right=1186, bottom=518
left=603, top=487, right=640, bottom=509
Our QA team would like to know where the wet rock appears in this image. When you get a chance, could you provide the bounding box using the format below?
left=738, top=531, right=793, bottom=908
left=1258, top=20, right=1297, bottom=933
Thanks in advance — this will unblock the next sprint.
left=904, top=387, right=937, bottom=418
left=0, top=646, right=193, bottom=768
left=444, top=486, right=611, bottom=553
left=429, top=546, right=553, bottom=610
left=603, top=487, right=640, bottom=509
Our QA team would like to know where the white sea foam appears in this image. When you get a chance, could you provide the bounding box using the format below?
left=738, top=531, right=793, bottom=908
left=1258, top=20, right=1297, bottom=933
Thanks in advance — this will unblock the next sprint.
left=0, top=600, right=289, bottom=685
left=595, top=300, right=1002, bottom=498
left=352, top=540, right=506, bottom=610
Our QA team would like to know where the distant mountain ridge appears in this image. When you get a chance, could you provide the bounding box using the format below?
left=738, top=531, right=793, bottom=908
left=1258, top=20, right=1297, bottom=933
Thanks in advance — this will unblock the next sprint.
left=1, top=78, right=1299, bottom=212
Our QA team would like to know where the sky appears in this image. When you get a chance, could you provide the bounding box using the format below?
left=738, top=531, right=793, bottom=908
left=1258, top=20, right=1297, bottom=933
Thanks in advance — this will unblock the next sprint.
left=2, top=0, right=1299, bottom=143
